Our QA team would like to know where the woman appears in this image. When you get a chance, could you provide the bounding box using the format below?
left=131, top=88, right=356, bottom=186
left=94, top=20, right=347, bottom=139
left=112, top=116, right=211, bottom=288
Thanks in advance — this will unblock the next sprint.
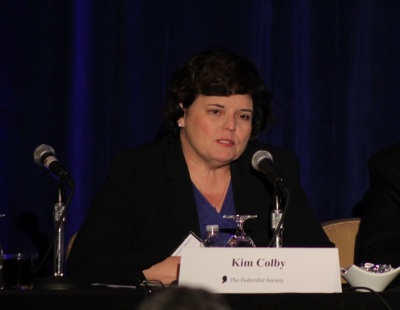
left=67, top=49, right=332, bottom=285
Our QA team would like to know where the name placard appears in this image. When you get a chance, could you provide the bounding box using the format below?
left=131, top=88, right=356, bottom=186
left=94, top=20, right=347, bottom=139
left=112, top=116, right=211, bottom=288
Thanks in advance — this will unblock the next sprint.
left=171, top=232, right=204, bottom=256
left=179, top=248, right=342, bottom=293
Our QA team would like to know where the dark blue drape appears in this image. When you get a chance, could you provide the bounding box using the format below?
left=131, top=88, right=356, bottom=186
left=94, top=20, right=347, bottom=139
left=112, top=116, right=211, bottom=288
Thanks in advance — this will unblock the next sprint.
left=1, top=0, right=399, bottom=272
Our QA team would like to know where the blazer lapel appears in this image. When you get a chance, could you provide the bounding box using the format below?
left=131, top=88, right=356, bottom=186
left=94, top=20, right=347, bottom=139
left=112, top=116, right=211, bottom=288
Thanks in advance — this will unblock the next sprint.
left=162, top=141, right=201, bottom=237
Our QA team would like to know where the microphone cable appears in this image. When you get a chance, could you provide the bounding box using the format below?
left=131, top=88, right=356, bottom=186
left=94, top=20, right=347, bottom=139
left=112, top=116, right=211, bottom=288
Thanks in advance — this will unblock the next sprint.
left=343, top=286, right=393, bottom=310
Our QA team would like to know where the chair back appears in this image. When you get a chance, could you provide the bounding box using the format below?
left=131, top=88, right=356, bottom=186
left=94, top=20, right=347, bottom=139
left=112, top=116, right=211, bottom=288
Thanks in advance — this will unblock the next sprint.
left=321, top=217, right=360, bottom=268
left=66, top=232, right=78, bottom=259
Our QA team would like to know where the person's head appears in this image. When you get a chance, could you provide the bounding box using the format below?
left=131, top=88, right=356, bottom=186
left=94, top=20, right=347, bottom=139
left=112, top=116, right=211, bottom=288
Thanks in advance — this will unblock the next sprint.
left=163, top=49, right=272, bottom=168
left=163, top=49, right=272, bottom=142
left=136, top=287, right=232, bottom=310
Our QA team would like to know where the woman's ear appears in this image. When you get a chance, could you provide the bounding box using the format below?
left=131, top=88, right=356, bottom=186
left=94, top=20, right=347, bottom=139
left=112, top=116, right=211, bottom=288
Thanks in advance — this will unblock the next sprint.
left=177, top=103, right=186, bottom=127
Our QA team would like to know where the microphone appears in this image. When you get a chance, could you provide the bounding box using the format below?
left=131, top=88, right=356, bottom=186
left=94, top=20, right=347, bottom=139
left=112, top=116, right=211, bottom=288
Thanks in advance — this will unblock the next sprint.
left=252, top=150, right=291, bottom=248
left=33, top=144, right=75, bottom=188
left=251, top=150, right=286, bottom=190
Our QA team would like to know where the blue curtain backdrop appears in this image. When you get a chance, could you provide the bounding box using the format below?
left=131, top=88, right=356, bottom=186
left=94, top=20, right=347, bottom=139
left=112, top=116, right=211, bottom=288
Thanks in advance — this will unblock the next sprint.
left=1, top=0, right=399, bottom=273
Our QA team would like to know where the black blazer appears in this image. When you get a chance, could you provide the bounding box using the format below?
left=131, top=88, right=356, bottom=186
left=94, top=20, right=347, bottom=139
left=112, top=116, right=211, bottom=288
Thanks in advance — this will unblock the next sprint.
left=358, top=142, right=400, bottom=267
left=67, top=136, right=332, bottom=284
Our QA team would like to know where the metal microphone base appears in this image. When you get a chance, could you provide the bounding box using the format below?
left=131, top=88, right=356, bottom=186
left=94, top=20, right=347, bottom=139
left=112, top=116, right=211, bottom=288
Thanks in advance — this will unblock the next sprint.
left=33, top=276, right=89, bottom=290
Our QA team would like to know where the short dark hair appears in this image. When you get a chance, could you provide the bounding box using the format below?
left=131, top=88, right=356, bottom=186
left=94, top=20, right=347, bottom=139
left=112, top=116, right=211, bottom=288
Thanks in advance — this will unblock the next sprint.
left=137, top=287, right=232, bottom=310
left=163, top=49, right=273, bottom=142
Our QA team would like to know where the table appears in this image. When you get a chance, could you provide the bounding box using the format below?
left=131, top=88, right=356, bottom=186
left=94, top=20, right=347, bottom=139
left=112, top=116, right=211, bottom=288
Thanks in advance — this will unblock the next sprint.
left=0, top=285, right=399, bottom=310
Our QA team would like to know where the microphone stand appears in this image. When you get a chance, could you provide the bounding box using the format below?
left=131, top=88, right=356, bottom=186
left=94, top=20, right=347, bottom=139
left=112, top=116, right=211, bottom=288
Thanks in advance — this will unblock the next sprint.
left=33, top=183, right=88, bottom=290
left=271, top=186, right=283, bottom=248
left=54, top=185, right=66, bottom=277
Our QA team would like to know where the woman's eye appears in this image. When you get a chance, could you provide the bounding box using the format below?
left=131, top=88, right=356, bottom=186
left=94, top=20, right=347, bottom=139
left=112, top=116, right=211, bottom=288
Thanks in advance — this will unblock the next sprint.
left=238, top=114, right=251, bottom=120
left=209, top=109, right=221, bottom=115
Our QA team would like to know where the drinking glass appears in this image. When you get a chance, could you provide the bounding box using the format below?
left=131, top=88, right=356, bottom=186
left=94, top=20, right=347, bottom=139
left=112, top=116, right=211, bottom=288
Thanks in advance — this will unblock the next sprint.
left=0, top=214, right=4, bottom=289
left=223, top=214, right=257, bottom=247
left=2, top=253, right=38, bottom=290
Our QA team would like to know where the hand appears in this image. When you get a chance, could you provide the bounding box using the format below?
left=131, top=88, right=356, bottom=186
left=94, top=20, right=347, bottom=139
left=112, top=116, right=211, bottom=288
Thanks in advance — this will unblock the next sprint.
left=143, top=256, right=181, bottom=285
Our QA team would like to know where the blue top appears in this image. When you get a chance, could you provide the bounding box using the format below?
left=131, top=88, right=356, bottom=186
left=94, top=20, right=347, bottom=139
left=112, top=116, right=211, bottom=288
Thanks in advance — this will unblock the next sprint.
left=193, top=181, right=237, bottom=245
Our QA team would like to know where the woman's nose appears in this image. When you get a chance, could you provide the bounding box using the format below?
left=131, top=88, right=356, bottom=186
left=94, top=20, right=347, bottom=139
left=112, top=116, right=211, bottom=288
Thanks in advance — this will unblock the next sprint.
left=224, top=115, right=236, bottom=132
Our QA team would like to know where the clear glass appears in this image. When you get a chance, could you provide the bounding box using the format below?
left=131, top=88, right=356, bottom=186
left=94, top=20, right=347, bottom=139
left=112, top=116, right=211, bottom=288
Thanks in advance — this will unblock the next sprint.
left=0, top=242, right=3, bottom=290
left=223, top=215, right=257, bottom=247
left=2, top=253, right=38, bottom=290
left=0, top=214, right=4, bottom=290
left=203, top=225, right=225, bottom=247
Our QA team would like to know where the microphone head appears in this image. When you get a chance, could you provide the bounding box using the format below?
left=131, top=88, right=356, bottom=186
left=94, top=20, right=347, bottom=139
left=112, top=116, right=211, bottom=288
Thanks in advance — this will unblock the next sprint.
left=251, top=150, right=273, bottom=171
left=33, top=144, right=55, bottom=166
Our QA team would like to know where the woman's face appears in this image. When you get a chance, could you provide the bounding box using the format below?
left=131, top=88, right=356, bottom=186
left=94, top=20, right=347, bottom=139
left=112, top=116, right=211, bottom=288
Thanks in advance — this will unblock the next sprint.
left=178, top=94, right=253, bottom=169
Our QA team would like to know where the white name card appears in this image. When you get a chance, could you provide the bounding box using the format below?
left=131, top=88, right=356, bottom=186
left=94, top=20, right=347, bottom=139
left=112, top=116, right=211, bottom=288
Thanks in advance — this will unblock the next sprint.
left=172, top=232, right=204, bottom=256
left=179, top=248, right=342, bottom=293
